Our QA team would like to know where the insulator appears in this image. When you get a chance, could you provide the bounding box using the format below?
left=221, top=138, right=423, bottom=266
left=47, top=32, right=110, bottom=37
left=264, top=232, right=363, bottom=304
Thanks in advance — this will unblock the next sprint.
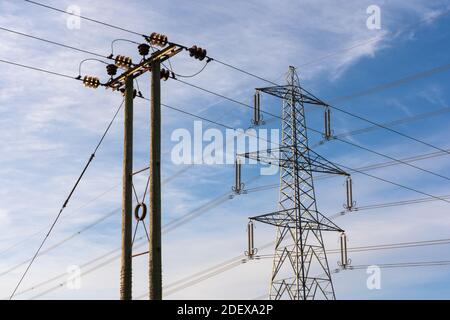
left=232, top=158, right=244, bottom=194
left=138, top=43, right=151, bottom=56
left=188, top=45, right=207, bottom=61
left=147, top=32, right=168, bottom=47
left=160, top=68, right=170, bottom=81
left=115, top=55, right=133, bottom=69
left=324, top=108, right=332, bottom=140
left=82, top=76, right=100, bottom=89
left=252, top=91, right=263, bottom=126
left=338, top=232, right=350, bottom=269
left=106, top=64, right=118, bottom=77
left=245, top=221, right=257, bottom=259
left=344, top=176, right=355, bottom=211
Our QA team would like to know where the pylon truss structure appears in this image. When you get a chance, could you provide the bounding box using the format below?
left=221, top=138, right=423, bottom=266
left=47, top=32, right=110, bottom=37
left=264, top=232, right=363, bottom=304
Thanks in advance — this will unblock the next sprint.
left=239, top=66, right=348, bottom=300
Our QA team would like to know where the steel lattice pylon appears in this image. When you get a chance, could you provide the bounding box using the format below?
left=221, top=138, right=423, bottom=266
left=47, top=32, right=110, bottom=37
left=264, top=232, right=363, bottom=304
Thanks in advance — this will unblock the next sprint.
left=241, top=66, right=348, bottom=300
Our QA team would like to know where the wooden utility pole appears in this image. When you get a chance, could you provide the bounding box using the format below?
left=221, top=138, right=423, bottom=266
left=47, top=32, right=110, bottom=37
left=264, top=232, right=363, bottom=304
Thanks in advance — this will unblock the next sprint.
left=94, top=38, right=194, bottom=299
left=120, top=76, right=134, bottom=300
left=149, top=60, right=162, bottom=300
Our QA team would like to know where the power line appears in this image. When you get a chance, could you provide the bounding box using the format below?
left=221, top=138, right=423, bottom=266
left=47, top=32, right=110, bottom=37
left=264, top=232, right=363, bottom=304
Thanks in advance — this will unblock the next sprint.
left=161, top=92, right=450, bottom=188
left=0, top=209, right=119, bottom=278
left=177, top=75, right=450, bottom=173
left=162, top=260, right=246, bottom=298
left=0, top=85, right=254, bottom=262
left=3, top=56, right=447, bottom=206
left=208, top=40, right=450, bottom=156
left=6, top=19, right=450, bottom=118
left=3, top=55, right=450, bottom=298
left=25, top=233, right=450, bottom=299
left=175, top=77, right=450, bottom=161
left=336, top=161, right=450, bottom=204
left=5, top=147, right=449, bottom=287
left=328, top=148, right=449, bottom=179
left=298, top=8, right=450, bottom=69
left=247, top=144, right=450, bottom=195
left=24, top=0, right=144, bottom=37
left=3, top=20, right=449, bottom=158
left=322, top=132, right=450, bottom=182
left=352, top=194, right=450, bottom=211
left=250, top=258, right=450, bottom=300
left=248, top=184, right=450, bottom=214
left=11, top=3, right=320, bottom=83
left=333, top=107, right=450, bottom=139
left=21, top=0, right=450, bottom=151
left=3, top=23, right=448, bottom=154
left=174, top=78, right=282, bottom=120
left=8, top=99, right=124, bottom=299
left=2, top=58, right=449, bottom=205
left=302, top=86, right=450, bottom=155
left=0, top=58, right=279, bottom=149
left=9, top=3, right=450, bottom=298
left=0, top=85, right=254, bottom=259
left=130, top=108, right=450, bottom=215
left=24, top=0, right=450, bottom=82
left=28, top=252, right=123, bottom=300
left=16, top=170, right=450, bottom=299
left=0, top=183, right=120, bottom=258
left=0, top=26, right=108, bottom=58
left=172, top=61, right=210, bottom=78
left=0, top=58, right=78, bottom=79
left=12, top=246, right=121, bottom=298
left=137, top=236, right=450, bottom=299
left=6, top=173, right=264, bottom=298
left=0, top=58, right=278, bottom=149
left=180, top=59, right=450, bottom=158
left=13, top=183, right=450, bottom=300
left=3, top=55, right=446, bottom=186
left=0, top=158, right=194, bottom=259
left=6, top=184, right=449, bottom=288
left=345, top=260, right=450, bottom=271
left=141, top=97, right=280, bottom=148
left=251, top=238, right=450, bottom=259
left=170, top=80, right=450, bottom=204
left=329, top=63, right=450, bottom=104
left=251, top=257, right=450, bottom=299
left=174, top=72, right=450, bottom=165
left=331, top=238, right=450, bottom=254
left=181, top=43, right=450, bottom=157
left=248, top=239, right=450, bottom=259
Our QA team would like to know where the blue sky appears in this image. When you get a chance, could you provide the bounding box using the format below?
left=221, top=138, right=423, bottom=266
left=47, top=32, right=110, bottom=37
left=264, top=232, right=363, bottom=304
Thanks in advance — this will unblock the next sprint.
left=0, top=0, right=450, bottom=299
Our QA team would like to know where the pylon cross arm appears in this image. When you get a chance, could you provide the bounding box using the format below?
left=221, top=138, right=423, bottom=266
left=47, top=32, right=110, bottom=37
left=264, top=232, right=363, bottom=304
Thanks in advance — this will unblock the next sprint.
left=250, top=208, right=343, bottom=232
left=256, top=85, right=328, bottom=107
left=239, top=146, right=349, bottom=176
